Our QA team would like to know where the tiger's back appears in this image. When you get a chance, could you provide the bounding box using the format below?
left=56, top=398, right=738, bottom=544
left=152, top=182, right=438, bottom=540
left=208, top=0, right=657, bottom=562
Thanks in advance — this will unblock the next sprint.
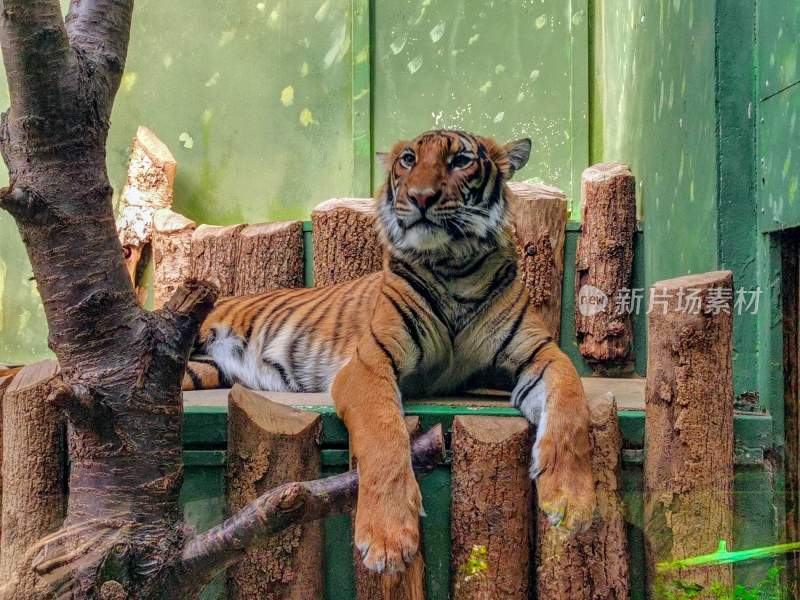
left=183, top=271, right=384, bottom=392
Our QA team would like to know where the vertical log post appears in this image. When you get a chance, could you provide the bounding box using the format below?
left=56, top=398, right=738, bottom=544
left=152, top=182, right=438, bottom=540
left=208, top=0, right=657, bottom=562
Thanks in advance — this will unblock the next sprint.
left=536, top=392, right=629, bottom=600
left=450, top=416, right=532, bottom=600
left=190, top=224, right=246, bottom=297
left=152, top=209, right=197, bottom=309
left=234, top=222, right=305, bottom=295
left=0, top=375, right=12, bottom=553
left=644, top=271, right=734, bottom=596
left=115, top=126, right=177, bottom=303
left=575, top=163, right=637, bottom=366
left=508, top=182, right=568, bottom=340
left=353, top=417, right=425, bottom=600
left=311, top=198, right=384, bottom=286
left=0, top=361, right=66, bottom=582
left=226, top=385, right=323, bottom=600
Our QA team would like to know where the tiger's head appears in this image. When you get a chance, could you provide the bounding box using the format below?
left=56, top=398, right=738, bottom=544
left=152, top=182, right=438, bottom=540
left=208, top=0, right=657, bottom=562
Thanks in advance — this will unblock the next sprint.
left=376, top=129, right=531, bottom=259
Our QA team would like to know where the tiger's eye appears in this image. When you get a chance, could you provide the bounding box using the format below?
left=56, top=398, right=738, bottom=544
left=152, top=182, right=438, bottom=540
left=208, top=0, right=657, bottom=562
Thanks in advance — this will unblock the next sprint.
left=399, top=152, right=415, bottom=168
left=450, top=153, right=473, bottom=169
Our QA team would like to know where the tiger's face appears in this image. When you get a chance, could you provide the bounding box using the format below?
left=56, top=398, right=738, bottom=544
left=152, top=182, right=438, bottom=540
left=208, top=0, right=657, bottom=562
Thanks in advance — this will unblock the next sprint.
left=376, top=130, right=531, bottom=258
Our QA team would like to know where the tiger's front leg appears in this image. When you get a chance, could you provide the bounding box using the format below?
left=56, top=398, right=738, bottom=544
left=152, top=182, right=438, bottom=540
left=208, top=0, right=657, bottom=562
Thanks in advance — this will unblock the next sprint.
left=498, top=315, right=596, bottom=532
left=331, top=302, right=422, bottom=574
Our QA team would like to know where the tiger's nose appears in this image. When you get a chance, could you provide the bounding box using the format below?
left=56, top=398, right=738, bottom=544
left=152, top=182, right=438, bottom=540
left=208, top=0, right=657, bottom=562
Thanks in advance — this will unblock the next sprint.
left=408, top=188, right=442, bottom=212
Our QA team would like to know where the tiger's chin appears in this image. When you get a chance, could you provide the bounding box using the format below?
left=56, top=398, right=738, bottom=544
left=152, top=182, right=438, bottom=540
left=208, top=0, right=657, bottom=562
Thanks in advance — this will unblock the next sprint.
left=399, top=223, right=451, bottom=253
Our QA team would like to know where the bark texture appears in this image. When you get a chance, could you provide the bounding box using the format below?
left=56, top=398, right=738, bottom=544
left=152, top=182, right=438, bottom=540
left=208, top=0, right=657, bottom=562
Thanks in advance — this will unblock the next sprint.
left=536, top=392, right=629, bottom=600
left=0, top=374, right=9, bottom=548
left=353, top=417, right=426, bottom=600
left=644, top=271, right=734, bottom=597
left=234, top=221, right=304, bottom=295
left=115, top=126, right=176, bottom=303
left=508, top=182, right=568, bottom=340
left=191, top=224, right=246, bottom=296
left=575, top=163, right=636, bottom=365
left=152, top=208, right=197, bottom=309
left=0, top=361, right=66, bottom=592
left=175, top=423, right=445, bottom=596
left=311, top=197, right=384, bottom=286
left=450, top=416, right=532, bottom=600
left=226, top=386, right=323, bottom=600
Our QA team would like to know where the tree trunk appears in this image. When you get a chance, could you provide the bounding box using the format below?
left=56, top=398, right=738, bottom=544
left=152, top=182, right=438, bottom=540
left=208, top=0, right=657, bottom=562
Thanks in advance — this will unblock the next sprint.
left=575, top=163, right=636, bottom=366
left=0, top=361, right=66, bottom=593
left=353, top=417, right=426, bottom=600
left=152, top=208, right=197, bottom=309
left=536, top=392, right=629, bottom=600
left=311, top=197, right=384, bottom=286
left=226, top=386, right=323, bottom=600
left=115, top=126, right=176, bottom=303
left=644, top=271, right=734, bottom=597
left=450, top=416, right=532, bottom=600
left=508, top=182, right=568, bottom=341
left=234, top=221, right=305, bottom=295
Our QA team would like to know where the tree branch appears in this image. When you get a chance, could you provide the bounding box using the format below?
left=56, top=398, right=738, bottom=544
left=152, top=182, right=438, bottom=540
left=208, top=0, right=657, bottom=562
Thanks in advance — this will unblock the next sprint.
left=173, top=425, right=446, bottom=596
left=65, top=0, right=134, bottom=103
left=0, top=0, right=72, bottom=119
left=157, top=279, right=218, bottom=359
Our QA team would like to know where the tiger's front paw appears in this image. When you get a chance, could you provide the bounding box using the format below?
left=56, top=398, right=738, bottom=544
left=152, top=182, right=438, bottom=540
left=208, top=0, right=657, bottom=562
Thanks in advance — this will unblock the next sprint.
left=534, top=438, right=596, bottom=534
left=354, top=463, right=422, bottom=575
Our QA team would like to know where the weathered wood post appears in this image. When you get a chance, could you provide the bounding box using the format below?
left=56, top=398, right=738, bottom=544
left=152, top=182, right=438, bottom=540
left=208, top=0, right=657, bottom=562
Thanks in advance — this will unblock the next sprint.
left=536, top=392, right=629, bottom=599
left=234, top=222, right=305, bottom=295
left=352, top=417, right=426, bottom=600
left=115, top=126, right=177, bottom=302
left=450, top=416, right=532, bottom=600
left=0, top=361, right=66, bottom=585
left=191, top=224, right=247, bottom=297
left=508, top=182, right=568, bottom=340
left=152, top=209, right=197, bottom=309
left=311, top=198, right=384, bottom=286
left=575, top=163, right=637, bottom=365
left=226, top=385, right=323, bottom=600
left=644, top=271, right=735, bottom=596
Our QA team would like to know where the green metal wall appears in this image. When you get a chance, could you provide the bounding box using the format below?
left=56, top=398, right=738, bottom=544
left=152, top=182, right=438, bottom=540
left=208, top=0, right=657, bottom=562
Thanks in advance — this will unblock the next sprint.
left=592, top=0, right=719, bottom=289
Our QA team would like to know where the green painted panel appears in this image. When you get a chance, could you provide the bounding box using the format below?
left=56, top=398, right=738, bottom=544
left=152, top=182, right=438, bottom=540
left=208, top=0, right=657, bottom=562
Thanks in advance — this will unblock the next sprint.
left=595, top=0, right=718, bottom=287
left=371, top=0, right=588, bottom=210
left=758, top=0, right=800, bottom=100
left=758, top=85, right=800, bottom=232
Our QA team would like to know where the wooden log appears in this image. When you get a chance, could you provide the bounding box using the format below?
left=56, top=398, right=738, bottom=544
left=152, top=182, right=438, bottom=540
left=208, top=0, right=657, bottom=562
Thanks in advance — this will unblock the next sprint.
left=115, top=126, right=177, bottom=302
left=575, top=163, right=637, bottom=365
left=226, top=385, right=323, bottom=600
left=152, top=209, right=197, bottom=309
left=353, top=417, right=426, bottom=600
left=508, top=182, right=568, bottom=340
left=644, top=271, right=734, bottom=596
left=450, top=416, right=532, bottom=600
left=0, top=375, right=12, bottom=553
left=536, top=392, right=629, bottom=600
left=0, top=361, right=66, bottom=580
left=234, top=221, right=305, bottom=295
left=311, top=198, right=383, bottom=286
left=190, top=224, right=246, bottom=297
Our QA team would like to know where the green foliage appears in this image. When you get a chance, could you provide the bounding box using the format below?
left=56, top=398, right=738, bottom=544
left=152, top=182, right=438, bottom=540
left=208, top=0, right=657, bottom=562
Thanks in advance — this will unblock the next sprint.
left=654, top=567, right=785, bottom=600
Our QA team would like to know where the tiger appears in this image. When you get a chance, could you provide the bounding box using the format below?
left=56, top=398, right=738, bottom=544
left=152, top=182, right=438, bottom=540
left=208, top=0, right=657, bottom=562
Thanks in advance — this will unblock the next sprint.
left=183, top=129, right=595, bottom=575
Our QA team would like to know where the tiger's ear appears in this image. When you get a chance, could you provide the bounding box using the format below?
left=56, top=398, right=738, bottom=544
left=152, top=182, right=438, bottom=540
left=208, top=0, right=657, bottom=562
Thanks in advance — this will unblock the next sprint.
left=504, top=138, right=532, bottom=177
left=376, top=152, right=392, bottom=171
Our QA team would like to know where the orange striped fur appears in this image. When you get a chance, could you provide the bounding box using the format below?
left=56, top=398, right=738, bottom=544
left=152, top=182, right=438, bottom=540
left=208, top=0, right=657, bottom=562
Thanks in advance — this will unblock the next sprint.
left=184, top=130, right=594, bottom=575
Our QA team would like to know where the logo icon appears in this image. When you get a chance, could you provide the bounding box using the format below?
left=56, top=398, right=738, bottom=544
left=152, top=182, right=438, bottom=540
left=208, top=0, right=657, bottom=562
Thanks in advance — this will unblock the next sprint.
left=577, top=285, right=609, bottom=317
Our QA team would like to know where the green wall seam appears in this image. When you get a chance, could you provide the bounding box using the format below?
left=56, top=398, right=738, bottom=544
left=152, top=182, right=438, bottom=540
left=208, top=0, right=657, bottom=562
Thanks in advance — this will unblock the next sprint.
left=351, top=0, right=372, bottom=197
left=569, top=0, right=591, bottom=215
